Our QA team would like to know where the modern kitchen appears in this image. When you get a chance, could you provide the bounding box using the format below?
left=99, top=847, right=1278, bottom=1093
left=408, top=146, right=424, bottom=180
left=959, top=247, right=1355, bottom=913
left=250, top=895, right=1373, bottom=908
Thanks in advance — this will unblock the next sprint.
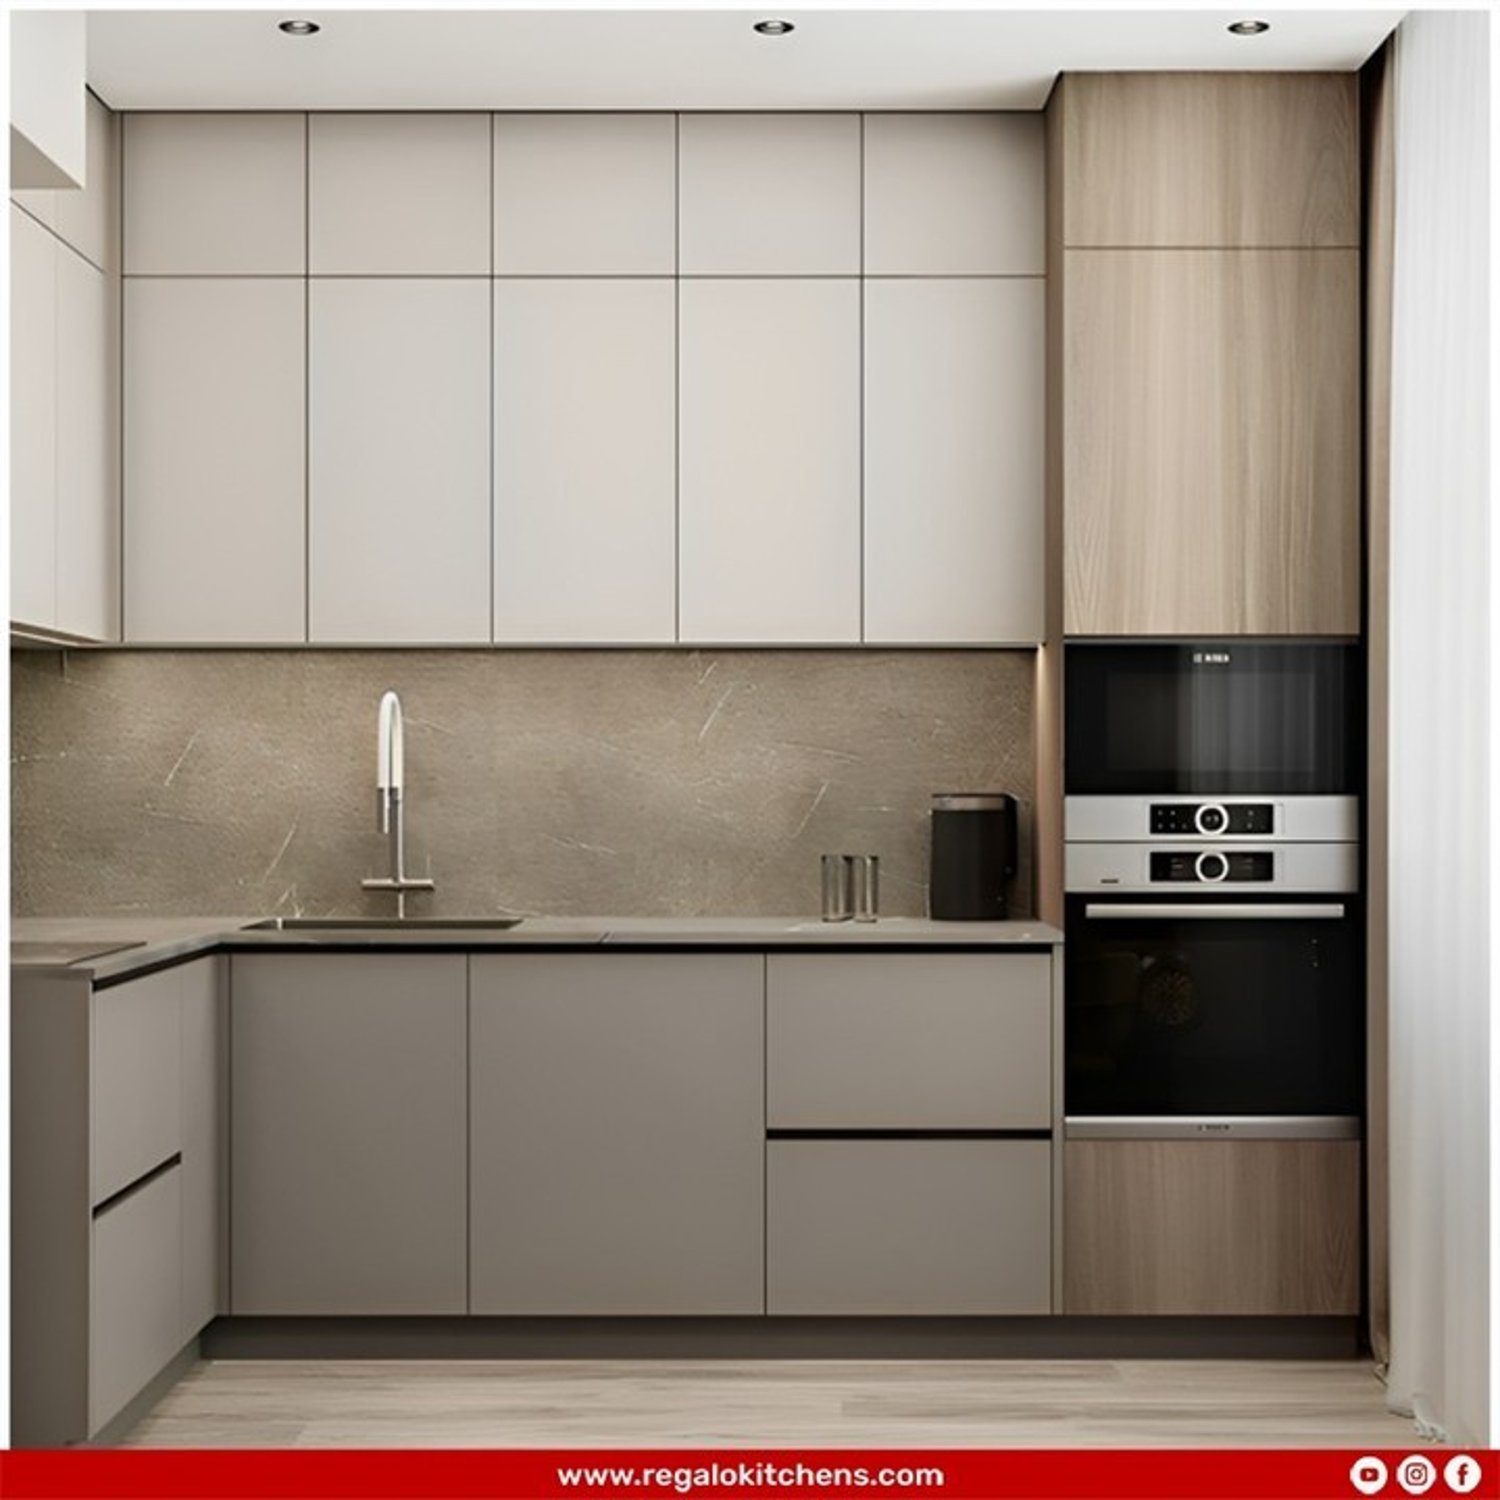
left=5, top=0, right=1491, bottom=1474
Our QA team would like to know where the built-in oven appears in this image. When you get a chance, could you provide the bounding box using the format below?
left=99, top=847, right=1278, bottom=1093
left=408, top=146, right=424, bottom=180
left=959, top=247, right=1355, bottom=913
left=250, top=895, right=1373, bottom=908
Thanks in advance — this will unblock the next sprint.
left=1065, top=892, right=1362, bottom=1127
left=1064, top=642, right=1363, bottom=1139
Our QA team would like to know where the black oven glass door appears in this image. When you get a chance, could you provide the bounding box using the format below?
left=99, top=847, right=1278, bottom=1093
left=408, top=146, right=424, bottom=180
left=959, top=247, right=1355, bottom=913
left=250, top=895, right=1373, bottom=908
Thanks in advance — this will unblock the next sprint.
left=1065, top=642, right=1361, bottom=795
left=1065, top=896, right=1362, bottom=1117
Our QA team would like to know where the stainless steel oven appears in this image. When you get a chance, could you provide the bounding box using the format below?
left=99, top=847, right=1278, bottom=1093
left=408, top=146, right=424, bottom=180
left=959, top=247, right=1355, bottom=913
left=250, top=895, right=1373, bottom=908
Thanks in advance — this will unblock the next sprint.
left=1064, top=642, right=1362, bottom=1139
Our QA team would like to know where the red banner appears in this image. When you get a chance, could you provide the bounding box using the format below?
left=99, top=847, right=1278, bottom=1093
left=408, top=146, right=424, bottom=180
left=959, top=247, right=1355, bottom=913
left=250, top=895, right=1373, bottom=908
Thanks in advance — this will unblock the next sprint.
left=0, top=1449, right=1491, bottom=1500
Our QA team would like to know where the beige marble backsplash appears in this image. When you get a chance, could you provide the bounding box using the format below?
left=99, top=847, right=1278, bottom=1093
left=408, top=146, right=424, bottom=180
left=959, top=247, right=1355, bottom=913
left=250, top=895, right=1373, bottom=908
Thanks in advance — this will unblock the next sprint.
left=11, top=649, right=1035, bottom=920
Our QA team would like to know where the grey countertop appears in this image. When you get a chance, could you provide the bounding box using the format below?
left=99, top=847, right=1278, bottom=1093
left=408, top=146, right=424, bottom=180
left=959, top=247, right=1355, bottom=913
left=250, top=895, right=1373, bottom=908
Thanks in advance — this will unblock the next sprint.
left=11, top=913, right=1062, bottom=983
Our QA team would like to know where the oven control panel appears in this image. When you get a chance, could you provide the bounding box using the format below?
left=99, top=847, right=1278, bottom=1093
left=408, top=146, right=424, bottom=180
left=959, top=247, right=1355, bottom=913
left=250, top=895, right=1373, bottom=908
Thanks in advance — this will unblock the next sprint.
left=1150, top=850, right=1274, bottom=883
left=1149, top=802, right=1274, bottom=837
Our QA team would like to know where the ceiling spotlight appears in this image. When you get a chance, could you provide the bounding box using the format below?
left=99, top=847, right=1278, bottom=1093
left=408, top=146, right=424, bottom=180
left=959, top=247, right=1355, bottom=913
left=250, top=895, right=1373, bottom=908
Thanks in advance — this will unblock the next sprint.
left=753, top=19, right=795, bottom=36
left=1227, top=18, right=1270, bottom=35
left=278, top=18, right=320, bottom=35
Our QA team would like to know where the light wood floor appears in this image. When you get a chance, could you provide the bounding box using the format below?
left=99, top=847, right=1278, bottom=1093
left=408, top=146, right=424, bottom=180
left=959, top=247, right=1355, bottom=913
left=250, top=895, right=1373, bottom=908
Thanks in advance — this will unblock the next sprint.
left=119, top=1359, right=1425, bottom=1449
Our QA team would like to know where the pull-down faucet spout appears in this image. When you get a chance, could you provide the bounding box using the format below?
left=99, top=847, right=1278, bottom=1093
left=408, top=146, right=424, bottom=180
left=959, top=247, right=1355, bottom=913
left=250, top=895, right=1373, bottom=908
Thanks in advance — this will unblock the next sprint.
left=362, top=690, right=435, bottom=919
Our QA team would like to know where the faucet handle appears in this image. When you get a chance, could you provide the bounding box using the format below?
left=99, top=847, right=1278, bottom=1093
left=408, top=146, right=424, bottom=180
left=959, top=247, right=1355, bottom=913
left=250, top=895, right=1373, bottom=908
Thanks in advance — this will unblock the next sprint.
left=361, top=876, right=437, bottom=894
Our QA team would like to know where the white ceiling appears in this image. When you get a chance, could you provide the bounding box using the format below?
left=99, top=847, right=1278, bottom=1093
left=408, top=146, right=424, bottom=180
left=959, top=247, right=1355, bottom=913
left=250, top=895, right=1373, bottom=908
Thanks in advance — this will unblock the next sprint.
left=86, top=8, right=1404, bottom=112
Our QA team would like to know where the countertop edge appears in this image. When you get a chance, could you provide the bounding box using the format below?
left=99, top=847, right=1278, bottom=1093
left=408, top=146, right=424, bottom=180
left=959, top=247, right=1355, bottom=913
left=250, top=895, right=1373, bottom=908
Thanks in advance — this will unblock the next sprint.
left=12, top=916, right=1065, bottom=984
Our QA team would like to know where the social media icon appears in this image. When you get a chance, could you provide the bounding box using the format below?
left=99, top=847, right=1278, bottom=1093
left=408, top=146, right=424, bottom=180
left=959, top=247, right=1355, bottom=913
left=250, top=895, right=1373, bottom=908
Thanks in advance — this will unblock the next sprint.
left=1351, top=1456, right=1389, bottom=1495
left=1444, top=1455, right=1482, bottom=1494
left=1396, top=1455, right=1436, bottom=1495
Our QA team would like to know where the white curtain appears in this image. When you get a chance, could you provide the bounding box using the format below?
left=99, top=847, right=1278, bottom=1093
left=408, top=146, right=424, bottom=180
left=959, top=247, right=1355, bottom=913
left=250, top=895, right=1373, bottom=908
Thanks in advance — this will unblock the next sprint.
left=1384, top=9, right=1491, bottom=1447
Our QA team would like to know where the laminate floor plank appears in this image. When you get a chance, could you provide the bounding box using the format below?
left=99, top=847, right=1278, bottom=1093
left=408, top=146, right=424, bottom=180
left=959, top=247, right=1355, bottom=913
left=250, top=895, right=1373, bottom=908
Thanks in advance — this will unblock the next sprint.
left=118, top=1359, right=1423, bottom=1449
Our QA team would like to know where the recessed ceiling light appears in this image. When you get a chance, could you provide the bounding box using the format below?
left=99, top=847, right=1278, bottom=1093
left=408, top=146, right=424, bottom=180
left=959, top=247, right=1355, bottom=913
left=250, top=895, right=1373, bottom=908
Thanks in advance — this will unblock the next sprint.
left=753, top=19, right=795, bottom=36
left=1227, top=18, right=1270, bottom=35
left=278, top=18, right=320, bottom=36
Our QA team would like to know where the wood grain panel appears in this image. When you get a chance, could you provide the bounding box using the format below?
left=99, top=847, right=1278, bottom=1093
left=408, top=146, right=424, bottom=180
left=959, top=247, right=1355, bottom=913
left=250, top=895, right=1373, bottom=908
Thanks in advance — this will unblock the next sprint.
left=1362, top=38, right=1396, bottom=1368
left=1063, top=248, right=1359, bottom=636
left=1064, top=1140, right=1360, bottom=1316
left=1061, top=73, right=1359, bottom=248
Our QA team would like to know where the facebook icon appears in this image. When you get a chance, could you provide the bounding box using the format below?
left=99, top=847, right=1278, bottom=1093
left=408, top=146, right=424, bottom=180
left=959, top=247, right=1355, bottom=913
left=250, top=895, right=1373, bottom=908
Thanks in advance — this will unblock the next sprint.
left=1443, top=1455, right=1482, bottom=1494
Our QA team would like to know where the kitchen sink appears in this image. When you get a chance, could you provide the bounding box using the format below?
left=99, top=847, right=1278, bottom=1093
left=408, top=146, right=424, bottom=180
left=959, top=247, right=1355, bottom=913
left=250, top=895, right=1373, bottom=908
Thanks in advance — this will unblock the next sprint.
left=244, top=917, right=525, bottom=931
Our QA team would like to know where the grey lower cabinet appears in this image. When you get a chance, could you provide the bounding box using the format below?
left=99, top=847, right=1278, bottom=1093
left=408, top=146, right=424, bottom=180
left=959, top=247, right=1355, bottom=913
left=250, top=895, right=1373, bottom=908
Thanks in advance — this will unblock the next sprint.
left=90, top=1164, right=183, bottom=1434
left=469, top=953, right=765, bottom=1314
left=767, top=953, right=1052, bottom=1128
left=11, top=955, right=225, bottom=1447
left=230, top=954, right=468, bottom=1314
left=767, top=1140, right=1052, bottom=1315
left=179, top=957, right=226, bottom=1340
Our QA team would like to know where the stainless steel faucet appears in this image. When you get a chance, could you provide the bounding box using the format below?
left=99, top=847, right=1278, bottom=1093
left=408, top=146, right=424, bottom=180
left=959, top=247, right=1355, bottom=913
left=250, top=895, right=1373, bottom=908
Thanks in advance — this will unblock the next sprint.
left=361, top=690, right=435, bottom=919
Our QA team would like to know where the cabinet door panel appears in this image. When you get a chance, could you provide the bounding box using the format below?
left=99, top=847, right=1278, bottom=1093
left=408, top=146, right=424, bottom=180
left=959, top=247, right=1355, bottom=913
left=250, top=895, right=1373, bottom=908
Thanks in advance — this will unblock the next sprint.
left=679, top=280, right=860, bottom=644
left=124, top=278, right=306, bottom=643
left=864, top=278, right=1044, bottom=644
left=493, top=279, right=675, bottom=643
left=1059, top=74, right=1359, bottom=249
left=230, top=955, right=467, bottom=1314
left=309, top=113, right=490, bottom=275
left=864, top=114, right=1044, bottom=275
left=55, top=250, right=119, bottom=641
left=768, top=1140, right=1051, bottom=1314
left=12, top=205, right=57, bottom=630
left=89, top=1165, right=182, bottom=1435
left=123, top=113, right=305, bottom=274
left=308, top=279, right=490, bottom=643
left=179, top=958, right=225, bottom=1340
left=1063, top=249, right=1359, bottom=636
left=1064, top=1139, right=1360, bottom=1315
left=768, top=953, right=1051, bottom=1129
left=493, top=114, right=676, bottom=275
left=90, top=967, right=181, bottom=1207
left=678, top=114, right=860, bottom=274
left=470, top=954, right=764, bottom=1314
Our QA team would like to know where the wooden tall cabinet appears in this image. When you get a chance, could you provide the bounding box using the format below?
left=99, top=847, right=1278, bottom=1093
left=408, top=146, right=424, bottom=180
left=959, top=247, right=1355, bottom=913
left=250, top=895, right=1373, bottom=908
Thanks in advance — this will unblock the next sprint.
left=1054, top=73, right=1361, bottom=637
left=1064, top=1139, right=1361, bottom=1315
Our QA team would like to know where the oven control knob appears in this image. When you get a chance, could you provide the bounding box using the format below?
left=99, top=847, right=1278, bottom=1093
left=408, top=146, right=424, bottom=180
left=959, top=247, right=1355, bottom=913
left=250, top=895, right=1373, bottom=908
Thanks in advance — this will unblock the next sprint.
left=1195, top=850, right=1230, bottom=883
left=1195, top=803, right=1229, bottom=836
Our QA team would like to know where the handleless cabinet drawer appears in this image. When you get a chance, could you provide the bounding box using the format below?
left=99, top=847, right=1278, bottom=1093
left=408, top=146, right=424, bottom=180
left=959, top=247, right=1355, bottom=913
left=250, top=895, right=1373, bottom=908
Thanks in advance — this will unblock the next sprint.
left=91, top=969, right=182, bottom=1206
left=767, top=1139, right=1051, bottom=1314
left=89, top=1162, right=182, bottom=1434
left=766, top=954, right=1052, bottom=1129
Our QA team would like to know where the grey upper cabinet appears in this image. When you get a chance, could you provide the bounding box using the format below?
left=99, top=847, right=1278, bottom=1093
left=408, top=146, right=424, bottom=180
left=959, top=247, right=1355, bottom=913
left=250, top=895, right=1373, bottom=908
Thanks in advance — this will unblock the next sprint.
left=493, top=278, right=677, bottom=643
left=679, top=278, right=861, bottom=643
left=864, top=113, right=1045, bottom=275
left=124, top=277, right=306, bottom=643
left=493, top=113, right=676, bottom=274
left=11, top=96, right=121, bottom=642
left=678, top=114, right=861, bottom=274
left=309, top=113, right=491, bottom=274
left=11, top=204, right=57, bottom=630
left=55, top=248, right=119, bottom=641
left=123, top=113, right=306, bottom=274
left=470, top=954, right=765, bottom=1315
left=864, top=277, right=1044, bottom=644
left=230, top=954, right=468, bottom=1315
left=14, top=90, right=118, bottom=272
left=308, top=278, right=491, bottom=643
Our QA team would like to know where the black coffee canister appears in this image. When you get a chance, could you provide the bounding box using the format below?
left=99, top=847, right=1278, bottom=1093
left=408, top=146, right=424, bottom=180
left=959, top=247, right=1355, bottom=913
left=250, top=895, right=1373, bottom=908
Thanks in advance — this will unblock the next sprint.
left=929, top=793, right=1017, bottom=920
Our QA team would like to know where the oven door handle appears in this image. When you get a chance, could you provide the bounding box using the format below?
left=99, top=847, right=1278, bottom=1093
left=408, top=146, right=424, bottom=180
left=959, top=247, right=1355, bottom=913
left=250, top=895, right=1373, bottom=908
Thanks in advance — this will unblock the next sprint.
left=1082, top=902, right=1347, bottom=921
